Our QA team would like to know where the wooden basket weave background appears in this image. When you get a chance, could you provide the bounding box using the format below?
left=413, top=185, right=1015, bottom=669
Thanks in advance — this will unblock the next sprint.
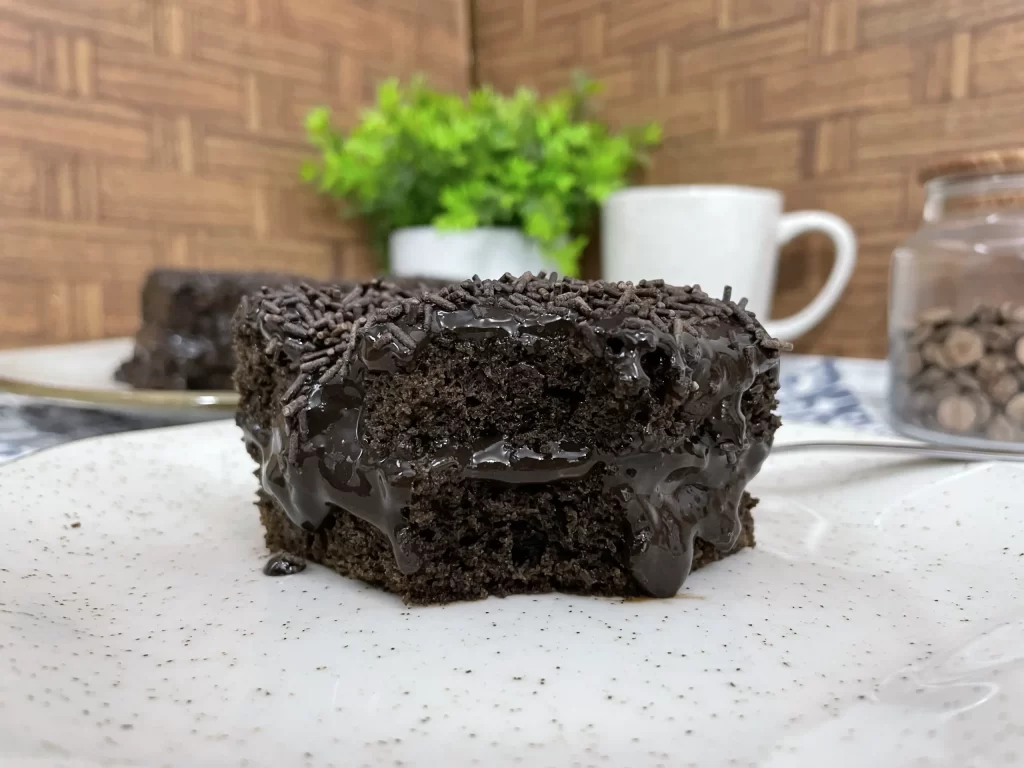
left=1, top=0, right=1022, bottom=358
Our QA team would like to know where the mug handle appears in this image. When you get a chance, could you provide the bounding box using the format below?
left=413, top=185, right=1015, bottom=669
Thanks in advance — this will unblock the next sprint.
left=763, top=211, right=857, bottom=341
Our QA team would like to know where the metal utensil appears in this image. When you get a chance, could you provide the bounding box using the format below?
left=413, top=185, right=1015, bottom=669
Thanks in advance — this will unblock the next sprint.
left=772, top=440, right=1024, bottom=463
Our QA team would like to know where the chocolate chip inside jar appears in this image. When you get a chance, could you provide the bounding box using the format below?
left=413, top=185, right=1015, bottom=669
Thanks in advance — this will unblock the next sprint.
left=234, top=274, right=784, bottom=604
left=891, top=303, right=1024, bottom=444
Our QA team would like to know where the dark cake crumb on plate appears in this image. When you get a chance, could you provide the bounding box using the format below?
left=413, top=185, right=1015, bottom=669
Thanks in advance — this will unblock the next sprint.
left=234, top=273, right=783, bottom=604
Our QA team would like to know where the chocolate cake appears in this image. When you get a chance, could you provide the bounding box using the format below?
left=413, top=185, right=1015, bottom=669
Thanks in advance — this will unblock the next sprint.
left=116, top=269, right=308, bottom=391
left=234, top=274, right=783, bottom=604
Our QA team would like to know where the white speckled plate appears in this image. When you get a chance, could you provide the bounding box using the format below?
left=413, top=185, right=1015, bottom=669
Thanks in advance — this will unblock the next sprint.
left=1, top=422, right=1023, bottom=768
left=0, top=338, right=236, bottom=421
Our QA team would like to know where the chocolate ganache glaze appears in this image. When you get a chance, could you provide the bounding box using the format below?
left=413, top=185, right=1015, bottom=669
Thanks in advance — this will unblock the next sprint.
left=239, top=277, right=782, bottom=598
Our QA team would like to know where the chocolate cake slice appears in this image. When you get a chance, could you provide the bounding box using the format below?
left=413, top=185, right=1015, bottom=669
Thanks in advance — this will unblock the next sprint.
left=116, top=269, right=309, bottom=390
left=234, top=274, right=783, bottom=604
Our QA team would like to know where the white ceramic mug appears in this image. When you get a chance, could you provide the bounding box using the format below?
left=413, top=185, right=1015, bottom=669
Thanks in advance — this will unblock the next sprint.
left=601, top=185, right=857, bottom=340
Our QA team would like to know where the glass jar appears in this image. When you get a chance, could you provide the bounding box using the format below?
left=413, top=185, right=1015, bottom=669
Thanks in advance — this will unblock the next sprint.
left=890, top=152, right=1024, bottom=450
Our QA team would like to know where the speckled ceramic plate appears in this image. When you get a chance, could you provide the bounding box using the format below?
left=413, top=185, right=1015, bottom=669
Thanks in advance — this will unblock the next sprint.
left=0, top=338, right=237, bottom=421
left=1, top=422, right=1023, bottom=768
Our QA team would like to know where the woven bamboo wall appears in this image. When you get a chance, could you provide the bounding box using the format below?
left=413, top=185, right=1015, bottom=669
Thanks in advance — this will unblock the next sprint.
left=0, top=0, right=469, bottom=347
left=474, top=0, right=1024, bottom=358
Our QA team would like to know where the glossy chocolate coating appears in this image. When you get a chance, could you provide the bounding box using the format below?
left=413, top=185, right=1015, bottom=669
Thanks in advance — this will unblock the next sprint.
left=263, top=552, right=307, bottom=576
left=241, top=305, right=777, bottom=598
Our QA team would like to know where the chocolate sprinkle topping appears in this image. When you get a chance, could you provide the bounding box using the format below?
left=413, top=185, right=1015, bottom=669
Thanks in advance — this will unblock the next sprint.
left=250, top=273, right=785, bottom=430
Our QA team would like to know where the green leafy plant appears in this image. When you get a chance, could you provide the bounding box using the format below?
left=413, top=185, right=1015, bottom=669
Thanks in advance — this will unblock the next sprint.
left=301, top=74, right=661, bottom=276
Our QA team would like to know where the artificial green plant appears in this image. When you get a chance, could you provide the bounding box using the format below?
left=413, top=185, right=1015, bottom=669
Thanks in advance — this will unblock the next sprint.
left=301, top=74, right=661, bottom=276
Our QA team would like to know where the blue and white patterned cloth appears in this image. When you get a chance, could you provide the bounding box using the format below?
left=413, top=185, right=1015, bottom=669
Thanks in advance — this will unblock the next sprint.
left=0, top=355, right=891, bottom=464
left=778, top=355, right=890, bottom=434
left=0, top=394, right=182, bottom=463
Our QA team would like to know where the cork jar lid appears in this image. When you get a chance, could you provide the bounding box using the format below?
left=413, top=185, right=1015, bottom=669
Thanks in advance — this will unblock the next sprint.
left=919, top=150, right=1024, bottom=184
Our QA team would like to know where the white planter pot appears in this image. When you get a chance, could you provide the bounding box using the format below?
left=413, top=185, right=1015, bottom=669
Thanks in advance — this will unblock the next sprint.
left=388, top=227, right=557, bottom=282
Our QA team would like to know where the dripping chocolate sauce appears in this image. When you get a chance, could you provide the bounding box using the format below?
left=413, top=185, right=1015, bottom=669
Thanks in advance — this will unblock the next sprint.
left=263, top=552, right=307, bottom=576
left=241, top=307, right=777, bottom=598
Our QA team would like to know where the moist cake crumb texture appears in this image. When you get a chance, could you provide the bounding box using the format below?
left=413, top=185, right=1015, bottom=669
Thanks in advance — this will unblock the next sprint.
left=234, top=273, right=783, bottom=604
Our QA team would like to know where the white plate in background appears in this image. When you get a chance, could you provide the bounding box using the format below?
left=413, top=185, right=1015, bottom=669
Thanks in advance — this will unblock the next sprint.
left=0, top=421, right=1021, bottom=767
left=0, top=338, right=236, bottom=421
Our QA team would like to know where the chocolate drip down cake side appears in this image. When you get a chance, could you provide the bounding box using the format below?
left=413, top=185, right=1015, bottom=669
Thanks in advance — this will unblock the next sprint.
left=234, top=274, right=784, bottom=603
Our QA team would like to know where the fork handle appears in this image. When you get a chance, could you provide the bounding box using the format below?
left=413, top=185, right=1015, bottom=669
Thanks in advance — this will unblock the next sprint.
left=771, top=440, right=1024, bottom=463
